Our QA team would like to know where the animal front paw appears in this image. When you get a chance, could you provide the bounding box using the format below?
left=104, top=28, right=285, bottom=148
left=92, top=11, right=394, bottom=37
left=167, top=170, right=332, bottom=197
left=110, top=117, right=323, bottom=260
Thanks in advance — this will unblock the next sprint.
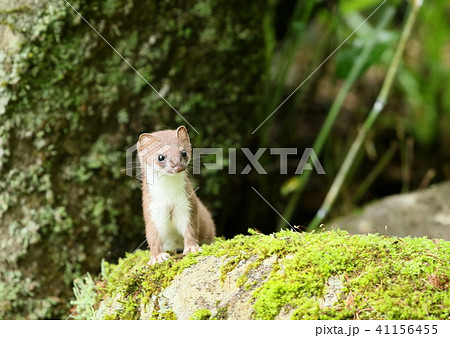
left=148, top=252, right=171, bottom=265
left=183, top=244, right=201, bottom=255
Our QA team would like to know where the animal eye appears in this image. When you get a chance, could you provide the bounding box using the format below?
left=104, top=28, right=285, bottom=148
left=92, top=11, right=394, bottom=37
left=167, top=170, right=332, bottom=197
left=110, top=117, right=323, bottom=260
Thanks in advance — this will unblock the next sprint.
left=158, top=154, right=165, bottom=162
left=181, top=150, right=187, bottom=158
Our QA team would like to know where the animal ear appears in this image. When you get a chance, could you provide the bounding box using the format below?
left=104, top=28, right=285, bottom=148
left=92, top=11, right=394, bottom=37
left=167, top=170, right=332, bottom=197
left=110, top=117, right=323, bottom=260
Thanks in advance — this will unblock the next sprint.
left=137, top=133, right=158, bottom=152
left=176, top=126, right=190, bottom=144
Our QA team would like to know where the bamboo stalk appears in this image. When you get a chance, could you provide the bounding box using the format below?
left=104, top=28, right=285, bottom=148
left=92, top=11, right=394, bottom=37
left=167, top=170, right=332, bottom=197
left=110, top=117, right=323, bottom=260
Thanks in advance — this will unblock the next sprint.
left=307, top=0, right=423, bottom=231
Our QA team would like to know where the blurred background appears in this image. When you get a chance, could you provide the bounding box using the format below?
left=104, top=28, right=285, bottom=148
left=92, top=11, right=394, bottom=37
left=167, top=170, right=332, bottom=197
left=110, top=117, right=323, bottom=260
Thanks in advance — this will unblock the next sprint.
left=0, top=0, right=449, bottom=319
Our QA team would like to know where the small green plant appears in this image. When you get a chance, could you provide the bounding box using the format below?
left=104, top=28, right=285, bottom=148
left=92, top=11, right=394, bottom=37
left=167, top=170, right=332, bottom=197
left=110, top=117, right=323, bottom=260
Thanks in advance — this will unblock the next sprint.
left=70, top=273, right=98, bottom=320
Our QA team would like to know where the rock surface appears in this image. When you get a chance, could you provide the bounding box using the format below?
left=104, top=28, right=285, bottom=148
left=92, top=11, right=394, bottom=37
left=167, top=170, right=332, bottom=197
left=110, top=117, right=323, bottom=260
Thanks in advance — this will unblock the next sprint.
left=140, top=255, right=275, bottom=320
left=329, top=181, right=450, bottom=240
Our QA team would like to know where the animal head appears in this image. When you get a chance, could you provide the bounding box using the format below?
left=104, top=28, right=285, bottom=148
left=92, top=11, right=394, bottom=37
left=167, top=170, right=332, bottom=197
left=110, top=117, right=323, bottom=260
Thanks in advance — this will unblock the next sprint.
left=137, top=126, right=191, bottom=177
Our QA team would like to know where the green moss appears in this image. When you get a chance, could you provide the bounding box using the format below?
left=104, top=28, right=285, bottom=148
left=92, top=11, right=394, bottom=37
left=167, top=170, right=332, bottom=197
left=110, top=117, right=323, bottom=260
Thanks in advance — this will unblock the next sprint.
left=250, top=231, right=450, bottom=320
left=191, top=309, right=212, bottom=320
left=158, top=310, right=177, bottom=320
left=212, top=305, right=229, bottom=320
left=91, top=250, right=201, bottom=319
left=78, top=230, right=450, bottom=320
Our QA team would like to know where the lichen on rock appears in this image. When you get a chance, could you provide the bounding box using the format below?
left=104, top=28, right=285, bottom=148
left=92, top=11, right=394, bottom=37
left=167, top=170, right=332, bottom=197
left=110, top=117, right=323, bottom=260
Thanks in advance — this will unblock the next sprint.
left=0, top=0, right=274, bottom=319
left=73, top=230, right=450, bottom=320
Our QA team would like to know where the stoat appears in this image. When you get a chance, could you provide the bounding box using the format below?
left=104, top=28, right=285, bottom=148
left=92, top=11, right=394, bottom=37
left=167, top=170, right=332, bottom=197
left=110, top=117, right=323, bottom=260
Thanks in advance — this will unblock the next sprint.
left=137, top=126, right=215, bottom=265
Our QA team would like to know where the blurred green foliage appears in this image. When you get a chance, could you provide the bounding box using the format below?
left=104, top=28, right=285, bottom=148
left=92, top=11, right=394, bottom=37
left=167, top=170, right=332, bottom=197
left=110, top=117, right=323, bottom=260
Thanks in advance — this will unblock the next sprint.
left=257, top=0, right=450, bottom=228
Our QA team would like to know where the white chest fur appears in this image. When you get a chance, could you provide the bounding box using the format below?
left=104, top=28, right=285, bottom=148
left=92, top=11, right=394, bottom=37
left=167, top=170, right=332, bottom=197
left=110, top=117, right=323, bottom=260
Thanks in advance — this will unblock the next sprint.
left=147, top=169, right=191, bottom=251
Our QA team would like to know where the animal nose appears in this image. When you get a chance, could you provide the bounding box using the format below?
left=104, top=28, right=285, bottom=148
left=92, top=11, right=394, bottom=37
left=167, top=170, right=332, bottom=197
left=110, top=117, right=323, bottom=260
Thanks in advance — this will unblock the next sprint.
left=173, top=165, right=183, bottom=173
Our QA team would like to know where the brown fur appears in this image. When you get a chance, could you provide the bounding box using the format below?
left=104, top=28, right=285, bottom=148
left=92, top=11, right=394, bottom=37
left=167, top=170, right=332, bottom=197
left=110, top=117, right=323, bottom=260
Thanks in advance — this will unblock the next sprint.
left=137, top=126, right=215, bottom=264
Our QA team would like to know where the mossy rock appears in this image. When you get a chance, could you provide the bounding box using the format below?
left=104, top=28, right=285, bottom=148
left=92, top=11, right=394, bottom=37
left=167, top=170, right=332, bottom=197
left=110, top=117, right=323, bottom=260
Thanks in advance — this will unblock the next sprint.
left=0, top=0, right=273, bottom=319
left=72, top=230, right=450, bottom=320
